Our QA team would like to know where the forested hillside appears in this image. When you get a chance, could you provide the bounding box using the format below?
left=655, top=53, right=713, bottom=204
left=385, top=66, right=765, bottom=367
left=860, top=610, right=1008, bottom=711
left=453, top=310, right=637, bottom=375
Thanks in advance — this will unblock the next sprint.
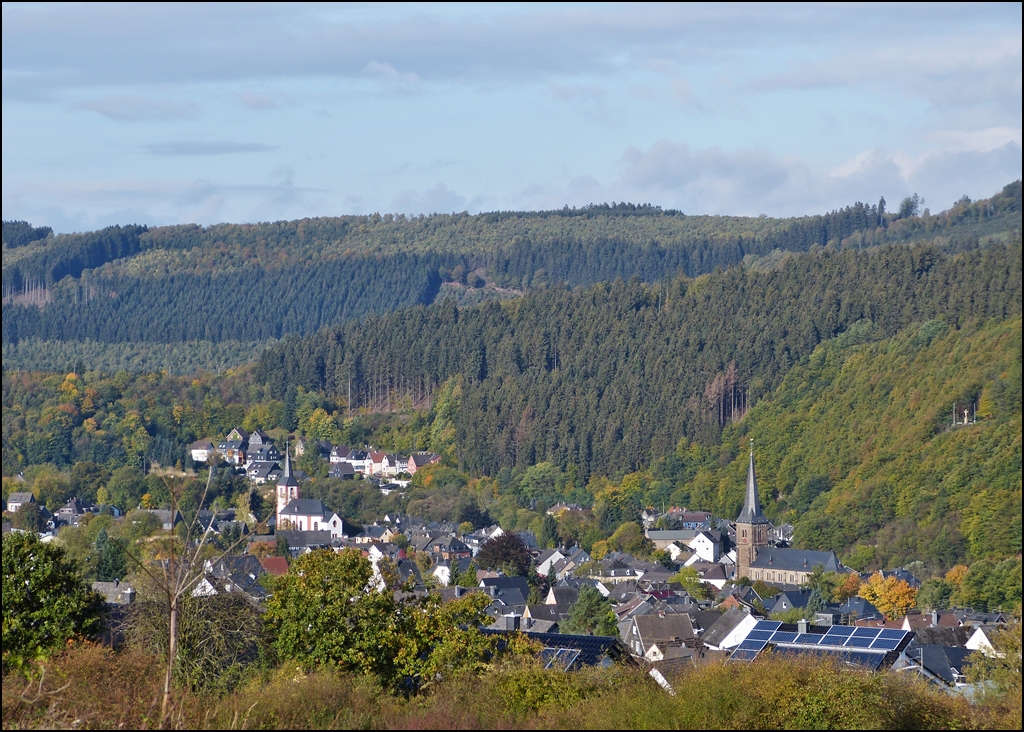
left=256, top=241, right=1022, bottom=479
left=666, top=317, right=1022, bottom=570
left=3, top=182, right=1019, bottom=372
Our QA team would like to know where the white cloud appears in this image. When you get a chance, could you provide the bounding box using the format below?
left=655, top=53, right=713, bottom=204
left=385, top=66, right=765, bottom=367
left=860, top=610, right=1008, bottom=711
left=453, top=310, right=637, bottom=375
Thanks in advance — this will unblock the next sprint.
left=601, top=138, right=1021, bottom=216
left=391, top=183, right=467, bottom=215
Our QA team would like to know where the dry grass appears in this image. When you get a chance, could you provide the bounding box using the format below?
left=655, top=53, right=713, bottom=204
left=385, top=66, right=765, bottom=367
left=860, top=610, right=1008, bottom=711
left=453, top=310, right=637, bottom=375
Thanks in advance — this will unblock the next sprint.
left=2, top=645, right=1016, bottom=730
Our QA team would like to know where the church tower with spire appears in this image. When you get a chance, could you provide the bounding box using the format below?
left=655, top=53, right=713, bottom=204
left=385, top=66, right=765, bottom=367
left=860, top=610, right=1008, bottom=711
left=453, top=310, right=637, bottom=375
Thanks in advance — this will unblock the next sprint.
left=736, top=442, right=770, bottom=579
left=276, top=444, right=300, bottom=528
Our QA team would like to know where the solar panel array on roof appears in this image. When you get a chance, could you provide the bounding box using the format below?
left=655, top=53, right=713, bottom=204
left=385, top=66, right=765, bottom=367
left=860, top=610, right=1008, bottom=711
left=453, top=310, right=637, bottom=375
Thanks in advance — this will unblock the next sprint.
left=728, top=620, right=912, bottom=668
left=540, top=647, right=582, bottom=671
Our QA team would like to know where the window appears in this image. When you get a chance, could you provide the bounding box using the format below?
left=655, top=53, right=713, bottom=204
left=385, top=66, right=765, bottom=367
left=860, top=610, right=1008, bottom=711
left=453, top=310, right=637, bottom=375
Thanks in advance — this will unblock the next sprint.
left=314, top=521, right=318, bottom=531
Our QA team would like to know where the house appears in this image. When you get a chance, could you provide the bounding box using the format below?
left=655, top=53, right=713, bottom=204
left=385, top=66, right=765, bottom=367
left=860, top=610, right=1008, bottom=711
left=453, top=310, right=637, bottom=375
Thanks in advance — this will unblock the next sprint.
left=901, top=609, right=962, bottom=631
left=217, top=439, right=248, bottom=465
left=965, top=625, right=1003, bottom=657
left=769, top=523, right=794, bottom=545
left=834, top=596, right=883, bottom=622
left=623, top=613, right=696, bottom=657
left=201, top=555, right=270, bottom=601
left=536, top=548, right=568, bottom=576
left=700, top=606, right=759, bottom=651
left=246, top=444, right=282, bottom=464
left=408, top=452, right=441, bottom=474
left=346, top=449, right=372, bottom=474
left=258, top=556, right=289, bottom=576
left=276, top=530, right=336, bottom=554
left=687, top=530, right=722, bottom=563
left=480, top=629, right=634, bottom=670
left=428, top=536, right=471, bottom=561
left=330, top=445, right=352, bottom=464
left=646, top=529, right=700, bottom=549
left=368, top=451, right=387, bottom=475
left=55, top=498, right=94, bottom=527
left=664, top=542, right=693, bottom=564
left=480, top=576, right=531, bottom=606
left=92, top=579, right=135, bottom=605
left=226, top=427, right=250, bottom=444
left=5, top=492, right=35, bottom=513
left=247, top=429, right=271, bottom=447
left=247, top=461, right=281, bottom=484
left=546, top=586, right=579, bottom=606
left=328, top=462, right=356, bottom=480
left=431, top=556, right=474, bottom=586
left=190, top=439, right=215, bottom=463
left=138, top=508, right=183, bottom=531
left=548, top=503, right=585, bottom=518
left=731, top=619, right=913, bottom=670
left=380, top=453, right=408, bottom=476
left=278, top=498, right=345, bottom=538
left=355, top=525, right=395, bottom=544
left=896, top=645, right=978, bottom=690
left=769, top=588, right=815, bottom=615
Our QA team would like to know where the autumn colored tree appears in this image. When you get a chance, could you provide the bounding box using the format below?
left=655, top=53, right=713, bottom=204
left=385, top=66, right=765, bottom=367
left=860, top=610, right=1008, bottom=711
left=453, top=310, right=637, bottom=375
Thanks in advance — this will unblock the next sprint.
left=858, top=572, right=918, bottom=620
left=833, top=572, right=862, bottom=603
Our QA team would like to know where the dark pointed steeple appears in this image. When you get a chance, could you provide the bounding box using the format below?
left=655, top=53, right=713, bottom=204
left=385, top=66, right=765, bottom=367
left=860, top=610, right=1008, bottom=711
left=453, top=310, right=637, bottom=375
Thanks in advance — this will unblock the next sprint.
left=737, top=443, right=768, bottom=524
left=278, top=442, right=298, bottom=487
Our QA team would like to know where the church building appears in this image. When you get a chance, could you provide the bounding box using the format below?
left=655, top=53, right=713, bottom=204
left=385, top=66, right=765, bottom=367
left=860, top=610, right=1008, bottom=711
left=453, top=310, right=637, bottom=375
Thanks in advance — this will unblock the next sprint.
left=736, top=446, right=844, bottom=585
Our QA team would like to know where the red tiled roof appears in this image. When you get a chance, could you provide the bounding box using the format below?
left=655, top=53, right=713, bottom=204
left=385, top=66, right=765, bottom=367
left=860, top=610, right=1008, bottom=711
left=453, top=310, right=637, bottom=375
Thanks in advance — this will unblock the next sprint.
left=258, top=556, right=289, bottom=576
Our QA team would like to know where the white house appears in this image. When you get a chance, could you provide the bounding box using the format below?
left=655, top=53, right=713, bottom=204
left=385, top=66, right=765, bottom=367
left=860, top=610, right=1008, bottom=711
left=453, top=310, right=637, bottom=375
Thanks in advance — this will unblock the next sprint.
left=190, top=439, right=214, bottom=464
left=688, top=530, right=721, bottom=563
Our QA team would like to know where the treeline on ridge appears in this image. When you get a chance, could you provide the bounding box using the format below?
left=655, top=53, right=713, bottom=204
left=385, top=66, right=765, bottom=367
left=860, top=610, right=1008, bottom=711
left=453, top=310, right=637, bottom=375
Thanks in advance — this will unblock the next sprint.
left=255, top=240, right=1023, bottom=480
left=3, top=182, right=1019, bottom=350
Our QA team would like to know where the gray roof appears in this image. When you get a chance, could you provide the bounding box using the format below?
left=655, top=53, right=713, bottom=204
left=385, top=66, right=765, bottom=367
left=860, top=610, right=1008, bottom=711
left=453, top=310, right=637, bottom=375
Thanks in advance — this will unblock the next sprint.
left=700, top=606, right=752, bottom=648
left=737, top=448, right=769, bottom=524
left=280, top=498, right=331, bottom=519
left=749, top=548, right=843, bottom=573
left=907, top=645, right=976, bottom=686
left=7, top=492, right=34, bottom=504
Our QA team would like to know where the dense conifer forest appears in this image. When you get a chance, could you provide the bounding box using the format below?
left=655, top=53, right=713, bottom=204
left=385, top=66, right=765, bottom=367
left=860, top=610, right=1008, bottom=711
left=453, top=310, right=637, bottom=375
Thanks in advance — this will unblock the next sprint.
left=255, top=241, right=1021, bottom=479
left=3, top=182, right=1019, bottom=365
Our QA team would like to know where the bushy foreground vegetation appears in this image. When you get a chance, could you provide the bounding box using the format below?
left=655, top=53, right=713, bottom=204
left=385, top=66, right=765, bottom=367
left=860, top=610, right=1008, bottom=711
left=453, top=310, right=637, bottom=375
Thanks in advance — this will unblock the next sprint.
left=4, top=643, right=1020, bottom=730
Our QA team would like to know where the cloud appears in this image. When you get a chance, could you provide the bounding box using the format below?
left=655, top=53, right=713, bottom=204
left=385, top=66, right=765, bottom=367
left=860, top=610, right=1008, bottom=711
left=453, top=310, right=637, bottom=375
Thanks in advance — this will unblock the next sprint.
left=144, top=141, right=274, bottom=156
left=72, top=95, right=199, bottom=121
left=610, top=138, right=1021, bottom=216
left=391, top=183, right=467, bottom=215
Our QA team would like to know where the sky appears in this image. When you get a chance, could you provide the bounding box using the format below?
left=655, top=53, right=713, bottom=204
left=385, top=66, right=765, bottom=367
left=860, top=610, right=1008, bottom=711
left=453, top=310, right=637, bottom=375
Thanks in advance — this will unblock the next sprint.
left=2, top=2, right=1021, bottom=233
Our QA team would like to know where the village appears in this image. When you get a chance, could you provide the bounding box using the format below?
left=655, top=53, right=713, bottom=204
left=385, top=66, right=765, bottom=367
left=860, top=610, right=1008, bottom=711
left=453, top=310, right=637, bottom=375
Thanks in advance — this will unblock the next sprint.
left=3, top=424, right=1011, bottom=696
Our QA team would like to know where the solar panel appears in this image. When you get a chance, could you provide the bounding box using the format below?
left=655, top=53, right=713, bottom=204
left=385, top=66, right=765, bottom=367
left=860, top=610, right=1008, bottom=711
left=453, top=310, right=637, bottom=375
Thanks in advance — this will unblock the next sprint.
left=753, top=620, right=783, bottom=632
left=825, top=625, right=855, bottom=636
left=852, top=627, right=879, bottom=638
left=794, top=633, right=822, bottom=645
left=771, top=631, right=799, bottom=643
left=844, top=635, right=874, bottom=648
left=541, top=647, right=581, bottom=671
left=746, top=630, right=775, bottom=642
left=737, top=639, right=768, bottom=652
left=870, top=638, right=901, bottom=650
left=845, top=651, right=887, bottom=670
left=729, top=649, right=760, bottom=661
left=817, top=635, right=846, bottom=646
left=878, top=629, right=906, bottom=640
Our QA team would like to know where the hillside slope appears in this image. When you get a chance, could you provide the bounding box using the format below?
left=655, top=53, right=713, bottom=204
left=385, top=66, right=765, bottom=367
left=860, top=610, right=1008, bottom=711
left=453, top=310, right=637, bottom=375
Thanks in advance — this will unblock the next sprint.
left=681, top=317, right=1022, bottom=570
